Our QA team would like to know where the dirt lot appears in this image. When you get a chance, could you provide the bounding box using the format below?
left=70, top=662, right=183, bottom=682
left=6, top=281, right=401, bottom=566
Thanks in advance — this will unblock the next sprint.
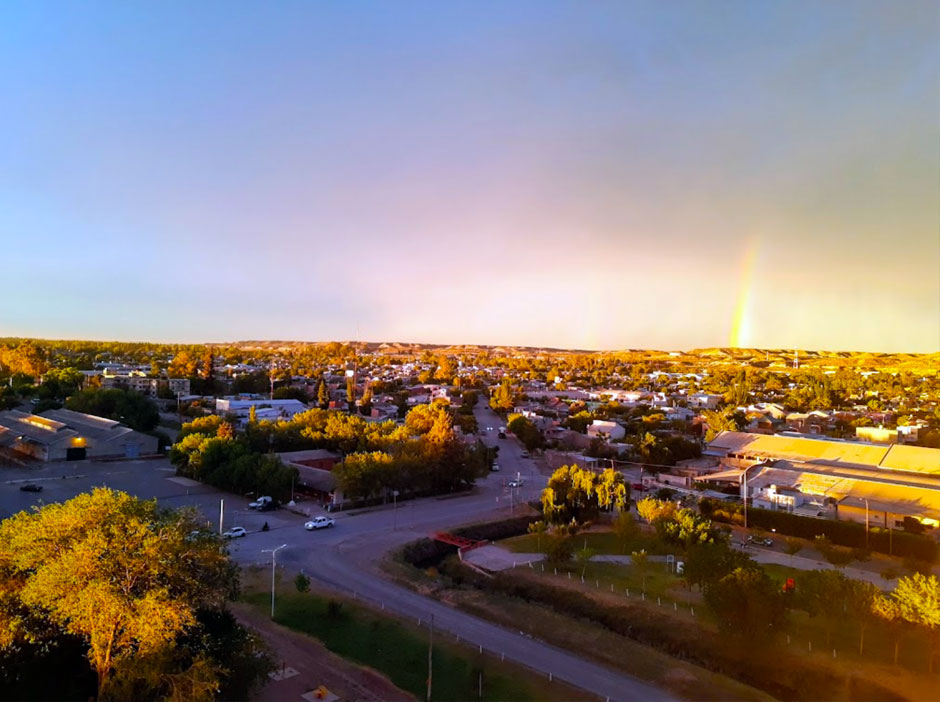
left=232, top=603, right=413, bottom=702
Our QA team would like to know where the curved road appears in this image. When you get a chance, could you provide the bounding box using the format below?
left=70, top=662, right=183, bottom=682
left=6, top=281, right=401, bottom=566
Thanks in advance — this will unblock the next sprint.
left=229, top=405, right=671, bottom=701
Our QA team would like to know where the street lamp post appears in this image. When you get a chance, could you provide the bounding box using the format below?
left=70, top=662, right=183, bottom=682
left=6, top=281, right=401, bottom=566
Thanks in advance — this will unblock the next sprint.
left=261, top=544, right=287, bottom=619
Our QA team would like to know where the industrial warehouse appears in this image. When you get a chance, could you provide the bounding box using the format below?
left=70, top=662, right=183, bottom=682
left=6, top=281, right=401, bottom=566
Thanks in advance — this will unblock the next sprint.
left=0, top=408, right=159, bottom=463
left=702, top=431, right=940, bottom=531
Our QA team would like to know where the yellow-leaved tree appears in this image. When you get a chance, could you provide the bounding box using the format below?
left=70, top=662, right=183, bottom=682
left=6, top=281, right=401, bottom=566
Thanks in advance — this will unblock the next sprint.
left=0, top=488, right=238, bottom=700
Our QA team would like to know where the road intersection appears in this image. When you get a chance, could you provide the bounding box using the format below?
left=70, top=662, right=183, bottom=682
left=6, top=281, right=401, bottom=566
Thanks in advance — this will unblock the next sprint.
left=0, top=405, right=668, bottom=701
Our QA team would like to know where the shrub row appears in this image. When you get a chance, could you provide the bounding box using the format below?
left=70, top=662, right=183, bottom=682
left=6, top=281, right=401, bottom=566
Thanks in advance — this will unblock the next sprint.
left=699, top=498, right=938, bottom=563
left=440, top=561, right=904, bottom=702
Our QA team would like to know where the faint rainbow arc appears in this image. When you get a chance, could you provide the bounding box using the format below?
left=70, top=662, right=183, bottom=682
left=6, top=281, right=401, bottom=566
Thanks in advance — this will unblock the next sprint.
left=729, top=241, right=759, bottom=348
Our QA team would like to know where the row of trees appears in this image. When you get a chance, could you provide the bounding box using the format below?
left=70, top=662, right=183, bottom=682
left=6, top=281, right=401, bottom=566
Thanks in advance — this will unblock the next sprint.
left=0, top=489, right=270, bottom=701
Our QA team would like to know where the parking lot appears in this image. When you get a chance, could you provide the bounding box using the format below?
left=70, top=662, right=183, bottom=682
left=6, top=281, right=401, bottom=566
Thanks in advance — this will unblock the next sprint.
left=0, top=457, right=307, bottom=536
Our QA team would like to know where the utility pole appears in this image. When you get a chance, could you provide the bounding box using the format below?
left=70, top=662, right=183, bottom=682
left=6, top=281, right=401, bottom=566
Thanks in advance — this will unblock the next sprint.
left=219, top=498, right=224, bottom=535
left=426, top=614, right=434, bottom=702
left=742, top=470, right=748, bottom=530
left=261, top=544, right=288, bottom=619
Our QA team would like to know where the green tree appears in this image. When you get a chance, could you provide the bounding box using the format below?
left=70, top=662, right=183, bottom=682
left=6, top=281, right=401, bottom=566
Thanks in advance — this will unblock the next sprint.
left=797, top=569, right=849, bottom=647
left=705, top=567, right=787, bottom=644
left=892, top=573, right=940, bottom=671
left=575, top=547, right=596, bottom=578
left=294, top=573, right=311, bottom=594
left=631, top=550, right=650, bottom=592
left=527, top=520, right=549, bottom=551
left=317, top=379, right=329, bottom=409
left=0, top=489, right=243, bottom=699
left=65, top=387, right=160, bottom=432
left=612, top=512, right=638, bottom=554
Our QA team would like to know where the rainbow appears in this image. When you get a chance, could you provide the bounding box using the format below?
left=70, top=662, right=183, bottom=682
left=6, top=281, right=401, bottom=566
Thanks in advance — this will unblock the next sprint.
left=729, top=240, right=758, bottom=348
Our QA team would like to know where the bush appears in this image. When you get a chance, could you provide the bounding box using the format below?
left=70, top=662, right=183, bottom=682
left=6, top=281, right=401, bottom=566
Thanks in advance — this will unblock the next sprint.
left=699, top=498, right=937, bottom=562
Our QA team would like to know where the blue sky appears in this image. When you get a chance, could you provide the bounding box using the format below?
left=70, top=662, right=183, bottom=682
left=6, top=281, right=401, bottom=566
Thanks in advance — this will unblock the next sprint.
left=1, top=1, right=938, bottom=351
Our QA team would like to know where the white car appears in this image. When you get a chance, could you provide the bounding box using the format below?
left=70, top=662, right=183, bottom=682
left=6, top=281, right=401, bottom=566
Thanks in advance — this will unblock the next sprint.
left=305, top=516, right=335, bottom=530
left=491, top=461, right=500, bottom=471
left=508, top=479, right=524, bottom=488
left=222, top=527, right=246, bottom=539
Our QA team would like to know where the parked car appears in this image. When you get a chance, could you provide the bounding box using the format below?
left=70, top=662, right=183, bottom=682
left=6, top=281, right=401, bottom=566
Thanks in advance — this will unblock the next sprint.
left=223, top=527, right=247, bottom=539
left=248, top=496, right=276, bottom=510
left=491, top=461, right=500, bottom=471
left=631, top=483, right=647, bottom=491
left=508, top=478, right=524, bottom=488
left=19, top=483, right=43, bottom=492
left=521, top=451, right=530, bottom=459
left=305, top=516, right=335, bottom=530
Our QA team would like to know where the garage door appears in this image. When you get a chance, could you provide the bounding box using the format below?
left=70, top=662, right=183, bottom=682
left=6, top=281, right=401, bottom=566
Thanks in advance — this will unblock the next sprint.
left=66, top=447, right=86, bottom=461
left=124, top=443, right=140, bottom=458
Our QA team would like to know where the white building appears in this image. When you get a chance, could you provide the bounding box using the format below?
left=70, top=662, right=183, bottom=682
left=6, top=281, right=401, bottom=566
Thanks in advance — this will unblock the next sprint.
left=587, top=419, right=626, bottom=442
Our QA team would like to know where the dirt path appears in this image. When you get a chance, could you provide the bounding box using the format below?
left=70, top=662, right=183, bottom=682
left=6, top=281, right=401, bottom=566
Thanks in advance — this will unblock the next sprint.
left=231, top=603, right=414, bottom=702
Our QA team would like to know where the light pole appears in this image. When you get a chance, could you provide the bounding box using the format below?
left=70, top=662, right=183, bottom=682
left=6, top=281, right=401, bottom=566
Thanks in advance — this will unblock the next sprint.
left=261, top=544, right=287, bottom=619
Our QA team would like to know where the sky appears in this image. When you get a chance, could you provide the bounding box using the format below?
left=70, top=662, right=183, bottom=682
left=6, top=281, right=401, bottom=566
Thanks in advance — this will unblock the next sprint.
left=1, top=1, right=938, bottom=353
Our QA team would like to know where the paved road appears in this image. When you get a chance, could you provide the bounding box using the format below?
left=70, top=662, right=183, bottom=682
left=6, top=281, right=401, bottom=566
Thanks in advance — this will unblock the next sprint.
left=0, top=419, right=668, bottom=702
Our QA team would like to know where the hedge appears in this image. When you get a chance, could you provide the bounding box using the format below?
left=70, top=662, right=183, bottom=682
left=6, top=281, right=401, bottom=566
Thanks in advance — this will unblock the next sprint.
left=699, top=498, right=938, bottom=563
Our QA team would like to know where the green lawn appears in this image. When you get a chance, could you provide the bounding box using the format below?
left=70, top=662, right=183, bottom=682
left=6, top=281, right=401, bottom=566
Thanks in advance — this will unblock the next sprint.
left=502, top=529, right=671, bottom=556
left=241, top=588, right=575, bottom=701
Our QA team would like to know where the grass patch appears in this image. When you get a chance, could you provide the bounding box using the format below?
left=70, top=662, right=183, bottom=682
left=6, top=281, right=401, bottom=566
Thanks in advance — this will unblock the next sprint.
left=501, top=528, right=672, bottom=556
left=241, top=584, right=588, bottom=701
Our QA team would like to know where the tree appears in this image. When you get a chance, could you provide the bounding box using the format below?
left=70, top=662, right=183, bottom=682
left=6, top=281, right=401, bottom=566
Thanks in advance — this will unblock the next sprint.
left=683, top=541, right=750, bottom=592
left=631, top=550, right=650, bottom=592
left=540, top=465, right=627, bottom=525
left=545, top=530, right=574, bottom=565
left=65, top=387, right=159, bottom=432
left=0, top=489, right=243, bottom=699
left=845, top=579, right=881, bottom=655
left=575, top=547, right=596, bottom=578
left=612, top=512, right=638, bottom=554
left=705, top=567, right=787, bottom=644
left=797, top=569, right=850, bottom=647
left=248, top=404, right=258, bottom=425
left=317, top=379, right=329, bottom=409
left=635, top=497, right=677, bottom=525
left=892, top=573, right=940, bottom=671
left=873, top=595, right=906, bottom=665
left=489, top=380, right=513, bottom=413
left=527, top=520, right=549, bottom=551
left=294, top=573, right=311, bottom=594
left=702, top=408, right=746, bottom=442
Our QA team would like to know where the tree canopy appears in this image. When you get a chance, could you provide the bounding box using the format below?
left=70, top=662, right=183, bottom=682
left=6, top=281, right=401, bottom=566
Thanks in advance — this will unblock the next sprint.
left=0, top=489, right=267, bottom=700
